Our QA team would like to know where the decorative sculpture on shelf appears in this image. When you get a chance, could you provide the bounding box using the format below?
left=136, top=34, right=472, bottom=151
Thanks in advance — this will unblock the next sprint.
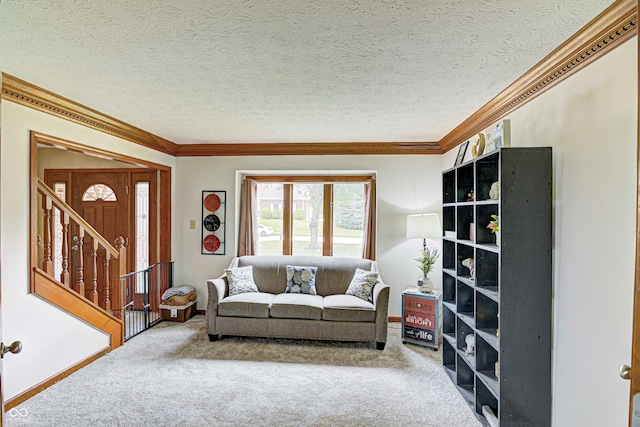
left=465, top=334, right=475, bottom=354
left=462, top=257, right=475, bottom=280
left=489, top=181, right=499, bottom=200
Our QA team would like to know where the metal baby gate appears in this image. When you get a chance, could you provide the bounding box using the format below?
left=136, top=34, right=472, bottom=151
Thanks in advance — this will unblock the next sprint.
left=117, top=261, right=173, bottom=341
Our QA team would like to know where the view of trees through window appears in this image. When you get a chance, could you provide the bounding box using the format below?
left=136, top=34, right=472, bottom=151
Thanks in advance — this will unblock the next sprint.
left=256, top=181, right=365, bottom=257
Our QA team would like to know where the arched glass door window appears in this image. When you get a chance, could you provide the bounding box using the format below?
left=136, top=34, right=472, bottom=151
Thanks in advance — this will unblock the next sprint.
left=82, top=184, right=117, bottom=201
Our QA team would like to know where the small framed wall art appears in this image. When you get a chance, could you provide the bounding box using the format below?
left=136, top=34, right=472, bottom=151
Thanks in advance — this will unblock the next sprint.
left=201, top=190, right=226, bottom=255
left=483, top=119, right=511, bottom=153
left=454, top=140, right=469, bottom=166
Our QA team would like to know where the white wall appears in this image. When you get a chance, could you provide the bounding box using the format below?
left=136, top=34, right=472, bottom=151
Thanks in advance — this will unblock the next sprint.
left=0, top=101, right=175, bottom=400
left=173, top=154, right=442, bottom=317
left=443, top=37, right=637, bottom=426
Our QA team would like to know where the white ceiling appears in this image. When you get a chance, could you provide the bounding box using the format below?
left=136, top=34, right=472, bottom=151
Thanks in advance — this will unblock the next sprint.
left=0, top=0, right=615, bottom=145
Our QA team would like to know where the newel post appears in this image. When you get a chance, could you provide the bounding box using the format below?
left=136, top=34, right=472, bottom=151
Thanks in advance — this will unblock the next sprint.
left=115, top=236, right=127, bottom=316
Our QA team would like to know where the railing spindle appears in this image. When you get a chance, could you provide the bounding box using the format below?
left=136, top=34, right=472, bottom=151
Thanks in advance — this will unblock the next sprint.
left=90, top=238, right=99, bottom=305
left=103, top=250, right=111, bottom=312
left=60, top=212, right=70, bottom=286
left=42, top=196, right=53, bottom=273
left=75, top=227, right=85, bottom=296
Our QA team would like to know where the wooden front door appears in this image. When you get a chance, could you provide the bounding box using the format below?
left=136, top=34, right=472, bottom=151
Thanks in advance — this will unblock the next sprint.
left=71, top=172, right=129, bottom=308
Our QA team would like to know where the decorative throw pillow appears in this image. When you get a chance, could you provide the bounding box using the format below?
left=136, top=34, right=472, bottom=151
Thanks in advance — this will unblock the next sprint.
left=225, top=266, right=259, bottom=296
left=346, top=268, right=379, bottom=302
left=285, top=265, right=318, bottom=295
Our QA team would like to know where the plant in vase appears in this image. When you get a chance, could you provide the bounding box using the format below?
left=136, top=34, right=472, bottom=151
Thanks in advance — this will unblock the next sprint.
left=414, top=247, right=439, bottom=293
left=487, top=214, right=500, bottom=245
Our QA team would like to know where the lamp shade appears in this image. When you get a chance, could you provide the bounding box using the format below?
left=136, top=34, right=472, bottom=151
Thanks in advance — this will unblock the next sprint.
left=406, top=213, right=441, bottom=239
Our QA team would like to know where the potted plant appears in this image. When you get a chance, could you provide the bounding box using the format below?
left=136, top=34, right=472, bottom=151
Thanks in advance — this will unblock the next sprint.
left=414, top=247, right=440, bottom=293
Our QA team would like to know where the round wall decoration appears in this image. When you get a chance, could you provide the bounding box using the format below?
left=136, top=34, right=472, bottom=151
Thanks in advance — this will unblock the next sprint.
left=203, top=193, right=221, bottom=212
left=471, top=133, right=485, bottom=158
left=203, top=214, right=221, bottom=231
left=202, top=234, right=221, bottom=252
left=201, top=190, right=226, bottom=255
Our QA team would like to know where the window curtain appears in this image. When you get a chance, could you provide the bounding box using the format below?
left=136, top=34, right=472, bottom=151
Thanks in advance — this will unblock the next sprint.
left=238, top=178, right=257, bottom=256
left=362, top=178, right=377, bottom=260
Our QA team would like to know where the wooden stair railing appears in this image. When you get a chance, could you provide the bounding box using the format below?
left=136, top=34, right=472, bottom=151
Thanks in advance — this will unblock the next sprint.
left=35, top=178, right=126, bottom=348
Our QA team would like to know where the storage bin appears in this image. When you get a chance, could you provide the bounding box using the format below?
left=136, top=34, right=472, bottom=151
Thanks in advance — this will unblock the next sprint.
left=159, top=300, right=196, bottom=322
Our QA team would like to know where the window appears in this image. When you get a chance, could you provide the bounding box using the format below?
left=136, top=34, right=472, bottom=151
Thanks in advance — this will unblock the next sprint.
left=82, top=183, right=117, bottom=201
left=251, top=176, right=373, bottom=258
left=135, top=182, right=150, bottom=273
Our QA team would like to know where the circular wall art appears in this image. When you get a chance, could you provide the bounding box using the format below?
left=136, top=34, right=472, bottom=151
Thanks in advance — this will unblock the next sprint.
left=201, top=190, right=226, bottom=255
left=203, top=214, right=221, bottom=232
left=471, top=133, right=485, bottom=158
left=202, top=234, right=221, bottom=252
left=203, top=193, right=221, bottom=212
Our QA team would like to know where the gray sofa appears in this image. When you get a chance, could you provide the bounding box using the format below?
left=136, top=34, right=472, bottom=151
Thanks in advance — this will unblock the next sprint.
left=206, top=255, right=390, bottom=349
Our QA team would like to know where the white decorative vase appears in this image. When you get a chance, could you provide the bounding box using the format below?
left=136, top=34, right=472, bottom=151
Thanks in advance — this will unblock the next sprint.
left=417, top=275, right=434, bottom=293
left=495, top=232, right=500, bottom=246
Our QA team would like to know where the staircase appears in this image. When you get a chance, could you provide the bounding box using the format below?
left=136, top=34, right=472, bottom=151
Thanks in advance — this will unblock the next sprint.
left=35, top=178, right=126, bottom=349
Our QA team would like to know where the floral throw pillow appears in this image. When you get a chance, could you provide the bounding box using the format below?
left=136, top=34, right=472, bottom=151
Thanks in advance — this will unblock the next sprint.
left=285, top=265, right=318, bottom=295
left=225, top=266, right=259, bottom=296
left=346, top=268, right=379, bottom=302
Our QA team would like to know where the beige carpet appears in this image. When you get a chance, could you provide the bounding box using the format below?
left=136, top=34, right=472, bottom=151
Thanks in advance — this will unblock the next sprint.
left=5, top=316, right=481, bottom=426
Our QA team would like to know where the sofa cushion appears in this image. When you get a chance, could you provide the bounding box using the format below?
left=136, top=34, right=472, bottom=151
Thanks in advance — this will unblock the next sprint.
left=345, top=268, right=379, bottom=302
left=218, top=292, right=276, bottom=318
left=285, top=265, right=318, bottom=295
left=225, top=266, right=259, bottom=296
left=269, top=293, right=323, bottom=320
left=322, top=294, right=375, bottom=322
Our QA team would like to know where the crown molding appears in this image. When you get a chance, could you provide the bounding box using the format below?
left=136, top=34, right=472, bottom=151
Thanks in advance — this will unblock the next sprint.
left=439, top=0, right=638, bottom=153
left=175, top=141, right=441, bottom=156
left=1, top=73, right=179, bottom=156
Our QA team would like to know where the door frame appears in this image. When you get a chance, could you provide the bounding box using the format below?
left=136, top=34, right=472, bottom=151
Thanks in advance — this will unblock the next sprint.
left=29, top=131, right=172, bottom=288
left=630, top=12, right=640, bottom=424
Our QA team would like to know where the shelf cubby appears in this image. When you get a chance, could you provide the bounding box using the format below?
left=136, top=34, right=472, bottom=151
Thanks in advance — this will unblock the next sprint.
left=476, top=292, right=499, bottom=333
left=456, top=281, right=474, bottom=317
left=443, top=239, right=456, bottom=271
left=443, top=272, right=456, bottom=303
left=443, top=206, right=455, bottom=236
left=443, top=339, right=456, bottom=371
left=456, top=354, right=476, bottom=406
left=456, top=243, right=474, bottom=279
left=456, top=164, right=475, bottom=203
left=456, top=316, right=475, bottom=353
left=475, top=249, right=498, bottom=293
left=475, top=379, right=499, bottom=424
left=475, top=153, right=499, bottom=202
left=475, top=204, right=499, bottom=246
left=456, top=206, right=473, bottom=241
left=456, top=206, right=474, bottom=242
left=476, top=335, right=499, bottom=396
left=443, top=304, right=456, bottom=341
left=443, top=171, right=456, bottom=204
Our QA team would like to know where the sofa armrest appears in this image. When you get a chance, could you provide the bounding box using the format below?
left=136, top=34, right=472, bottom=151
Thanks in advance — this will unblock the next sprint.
left=372, top=280, right=390, bottom=345
left=205, top=275, right=227, bottom=336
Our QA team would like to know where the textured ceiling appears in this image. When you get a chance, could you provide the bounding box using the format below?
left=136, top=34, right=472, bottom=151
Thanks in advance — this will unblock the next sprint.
left=0, top=0, right=616, bottom=145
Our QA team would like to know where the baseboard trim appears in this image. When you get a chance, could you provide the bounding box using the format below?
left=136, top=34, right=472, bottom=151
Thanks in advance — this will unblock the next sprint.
left=4, top=346, right=110, bottom=410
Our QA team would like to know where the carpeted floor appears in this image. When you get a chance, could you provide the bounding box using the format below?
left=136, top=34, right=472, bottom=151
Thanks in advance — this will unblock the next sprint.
left=5, top=316, right=481, bottom=426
